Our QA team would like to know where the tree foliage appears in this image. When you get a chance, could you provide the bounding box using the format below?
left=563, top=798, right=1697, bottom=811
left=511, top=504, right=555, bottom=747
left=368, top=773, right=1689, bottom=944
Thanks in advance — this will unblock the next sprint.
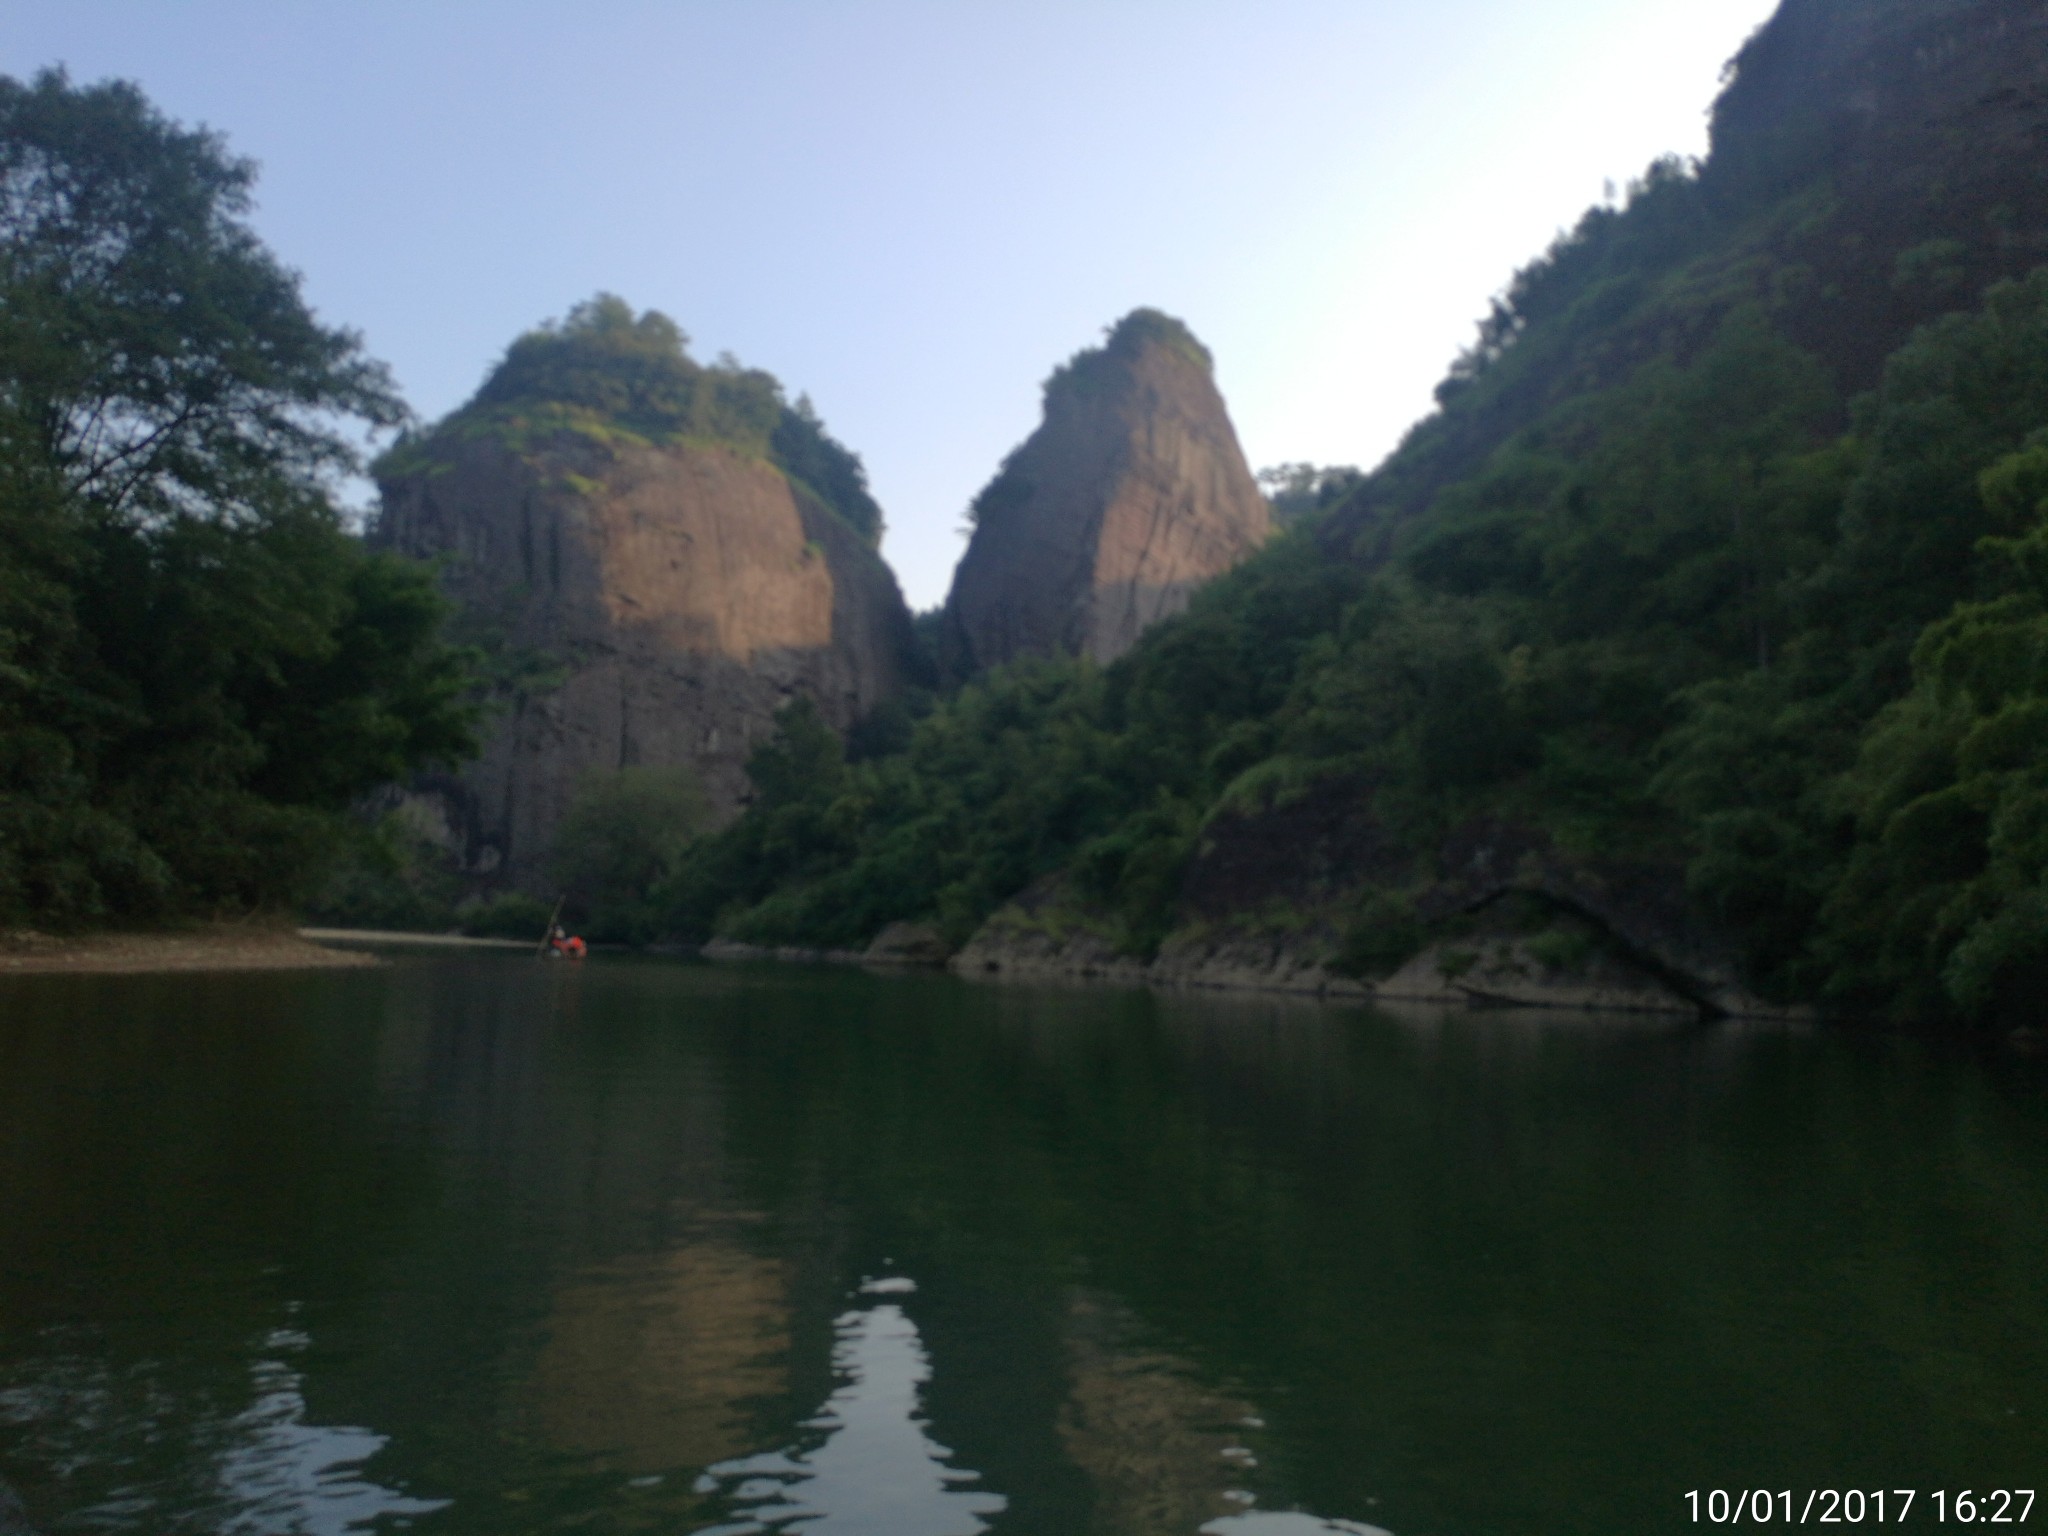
left=1259, top=463, right=1365, bottom=526
left=474, top=295, right=782, bottom=450
left=391, top=292, right=886, bottom=545
left=666, top=236, right=2048, bottom=1026
left=0, top=71, right=404, bottom=522
left=550, top=765, right=707, bottom=942
left=0, top=70, right=476, bottom=924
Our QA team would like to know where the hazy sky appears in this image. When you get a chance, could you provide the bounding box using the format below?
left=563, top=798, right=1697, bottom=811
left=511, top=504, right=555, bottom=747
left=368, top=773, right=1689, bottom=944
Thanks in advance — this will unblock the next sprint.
left=6, top=1, right=1781, bottom=608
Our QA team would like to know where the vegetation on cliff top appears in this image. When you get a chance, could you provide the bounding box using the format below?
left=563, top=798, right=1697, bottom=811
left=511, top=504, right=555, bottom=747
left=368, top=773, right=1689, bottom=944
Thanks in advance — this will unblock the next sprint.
left=662, top=2, right=2048, bottom=1029
left=1260, top=463, right=1366, bottom=527
left=0, top=69, right=478, bottom=925
left=378, top=293, right=888, bottom=546
left=964, top=307, right=1217, bottom=535
left=1044, top=307, right=1214, bottom=395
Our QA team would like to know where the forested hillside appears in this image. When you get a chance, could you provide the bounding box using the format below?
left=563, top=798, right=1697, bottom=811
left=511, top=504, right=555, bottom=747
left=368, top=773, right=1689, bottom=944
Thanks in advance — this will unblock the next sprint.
left=0, top=71, right=476, bottom=925
left=664, top=0, right=2048, bottom=1027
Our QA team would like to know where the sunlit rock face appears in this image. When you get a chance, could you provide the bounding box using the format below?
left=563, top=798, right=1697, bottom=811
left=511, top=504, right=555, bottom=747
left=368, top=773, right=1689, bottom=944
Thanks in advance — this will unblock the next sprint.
left=941, top=310, right=1270, bottom=674
left=373, top=434, right=917, bottom=882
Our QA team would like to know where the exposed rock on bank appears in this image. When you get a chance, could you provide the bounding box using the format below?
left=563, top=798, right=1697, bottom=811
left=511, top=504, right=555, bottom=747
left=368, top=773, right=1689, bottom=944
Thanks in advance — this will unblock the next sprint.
left=698, top=912, right=1796, bottom=1017
left=862, top=921, right=950, bottom=966
left=700, top=937, right=867, bottom=966
left=701, top=920, right=951, bottom=970
left=949, top=914, right=1363, bottom=1000
left=941, top=309, right=1270, bottom=673
left=939, top=784, right=1807, bottom=1017
left=947, top=912, right=1741, bottom=1018
left=696, top=773, right=1808, bottom=1018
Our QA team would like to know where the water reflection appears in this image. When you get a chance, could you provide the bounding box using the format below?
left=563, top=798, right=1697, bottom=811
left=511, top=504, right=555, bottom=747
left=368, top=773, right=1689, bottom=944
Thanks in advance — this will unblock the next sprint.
left=1053, top=1290, right=1395, bottom=1536
left=217, top=1325, right=447, bottom=1534
left=4, top=962, right=2046, bottom=1534
left=528, top=1240, right=790, bottom=1474
left=0, top=1317, right=440, bottom=1535
left=695, top=1277, right=1005, bottom=1535
left=1058, top=1292, right=1260, bottom=1534
left=1201, top=1517, right=1392, bottom=1536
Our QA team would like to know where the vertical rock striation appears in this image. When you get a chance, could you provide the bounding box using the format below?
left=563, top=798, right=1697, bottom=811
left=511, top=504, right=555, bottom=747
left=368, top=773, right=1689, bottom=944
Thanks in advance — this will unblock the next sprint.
left=371, top=303, right=918, bottom=888
left=941, top=310, right=1270, bottom=673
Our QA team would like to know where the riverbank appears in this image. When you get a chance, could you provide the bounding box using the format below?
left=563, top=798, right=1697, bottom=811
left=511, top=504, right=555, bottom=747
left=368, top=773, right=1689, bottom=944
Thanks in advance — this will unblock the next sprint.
left=0, top=924, right=379, bottom=975
left=703, top=915, right=1812, bottom=1020
left=297, top=927, right=533, bottom=951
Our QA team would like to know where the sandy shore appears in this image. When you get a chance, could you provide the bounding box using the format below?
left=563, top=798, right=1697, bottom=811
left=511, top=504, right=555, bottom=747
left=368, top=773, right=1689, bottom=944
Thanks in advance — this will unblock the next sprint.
left=0, top=924, right=381, bottom=975
left=297, top=927, right=532, bottom=950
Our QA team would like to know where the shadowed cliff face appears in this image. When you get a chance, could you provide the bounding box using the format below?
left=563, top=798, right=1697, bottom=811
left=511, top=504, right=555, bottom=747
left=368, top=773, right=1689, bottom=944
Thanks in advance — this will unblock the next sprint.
left=1706, top=0, right=2048, bottom=387
left=1325, top=0, right=2048, bottom=554
left=373, top=434, right=916, bottom=884
left=942, top=313, right=1270, bottom=673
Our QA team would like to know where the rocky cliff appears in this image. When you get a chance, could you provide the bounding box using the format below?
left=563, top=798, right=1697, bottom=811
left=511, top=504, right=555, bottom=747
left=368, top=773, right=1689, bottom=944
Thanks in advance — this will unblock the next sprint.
left=941, top=310, right=1269, bottom=673
left=372, top=305, right=918, bottom=888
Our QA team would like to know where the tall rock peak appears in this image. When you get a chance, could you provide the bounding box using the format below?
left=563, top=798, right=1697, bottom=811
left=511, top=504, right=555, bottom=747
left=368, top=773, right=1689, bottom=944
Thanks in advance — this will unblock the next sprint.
left=942, top=309, right=1271, bottom=673
left=371, top=296, right=918, bottom=887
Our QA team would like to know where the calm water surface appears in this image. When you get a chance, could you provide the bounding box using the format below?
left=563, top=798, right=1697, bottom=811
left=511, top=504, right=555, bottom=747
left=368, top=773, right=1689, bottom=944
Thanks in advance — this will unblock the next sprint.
left=1, top=958, right=2044, bottom=1535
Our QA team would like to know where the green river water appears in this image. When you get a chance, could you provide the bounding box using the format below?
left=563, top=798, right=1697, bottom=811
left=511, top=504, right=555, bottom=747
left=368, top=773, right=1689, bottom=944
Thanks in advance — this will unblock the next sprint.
left=0, top=956, right=2044, bottom=1535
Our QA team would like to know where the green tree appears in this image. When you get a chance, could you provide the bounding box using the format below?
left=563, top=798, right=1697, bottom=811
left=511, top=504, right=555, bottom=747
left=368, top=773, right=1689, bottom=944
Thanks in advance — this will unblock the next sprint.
left=1258, top=463, right=1364, bottom=526
left=401, top=293, right=885, bottom=543
left=1812, top=435, right=2048, bottom=1023
left=0, top=71, right=402, bottom=520
left=550, top=766, right=708, bottom=941
left=0, top=69, right=476, bottom=922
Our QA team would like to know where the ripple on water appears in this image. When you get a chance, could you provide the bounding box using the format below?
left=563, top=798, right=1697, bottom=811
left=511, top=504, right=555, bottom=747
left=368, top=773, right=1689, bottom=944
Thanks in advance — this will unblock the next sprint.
left=693, top=1283, right=1005, bottom=1536
left=1, top=1315, right=445, bottom=1536
left=1201, top=1514, right=1394, bottom=1536
left=215, top=1353, right=449, bottom=1535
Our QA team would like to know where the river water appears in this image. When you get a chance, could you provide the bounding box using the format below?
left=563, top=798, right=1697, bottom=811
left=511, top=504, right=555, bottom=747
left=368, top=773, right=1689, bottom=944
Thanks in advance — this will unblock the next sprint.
left=0, top=957, right=2043, bottom=1535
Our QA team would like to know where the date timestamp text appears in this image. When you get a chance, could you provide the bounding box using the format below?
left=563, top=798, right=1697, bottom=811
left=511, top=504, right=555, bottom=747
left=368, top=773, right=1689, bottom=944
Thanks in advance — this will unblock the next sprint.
left=1686, top=1490, right=2036, bottom=1524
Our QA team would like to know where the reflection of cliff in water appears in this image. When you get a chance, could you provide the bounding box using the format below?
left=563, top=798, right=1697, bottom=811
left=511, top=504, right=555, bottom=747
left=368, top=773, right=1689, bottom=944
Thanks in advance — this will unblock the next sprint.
left=526, top=1240, right=790, bottom=1475
left=14, top=961, right=2039, bottom=1534
left=343, top=962, right=816, bottom=1524
left=1058, top=1290, right=1258, bottom=1536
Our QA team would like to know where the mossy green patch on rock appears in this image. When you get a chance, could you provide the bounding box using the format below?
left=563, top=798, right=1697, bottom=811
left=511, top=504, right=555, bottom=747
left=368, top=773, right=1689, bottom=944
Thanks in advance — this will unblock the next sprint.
left=378, top=295, right=885, bottom=546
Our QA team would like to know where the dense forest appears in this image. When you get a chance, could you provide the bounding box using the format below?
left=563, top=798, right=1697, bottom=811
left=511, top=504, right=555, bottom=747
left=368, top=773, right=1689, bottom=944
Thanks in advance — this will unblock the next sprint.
left=0, top=69, right=899, bottom=938
left=0, top=69, right=477, bottom=926
left=655, top=3, right=2048, bottom=1029
left=8, top=0, right=2048, bottom=1032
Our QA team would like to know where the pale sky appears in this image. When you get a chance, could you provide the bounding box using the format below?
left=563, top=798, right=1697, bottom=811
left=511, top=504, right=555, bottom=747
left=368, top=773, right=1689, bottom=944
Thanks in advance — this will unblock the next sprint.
left=5, top=1, right=1781, bottom=609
